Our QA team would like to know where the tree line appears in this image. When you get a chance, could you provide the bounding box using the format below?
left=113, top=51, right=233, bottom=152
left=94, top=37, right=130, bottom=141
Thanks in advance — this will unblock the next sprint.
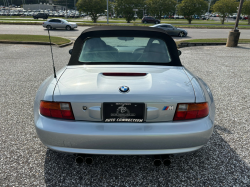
left=1, top=0, right=249, bottom=24
left=77, top=0, right=250, bottom=24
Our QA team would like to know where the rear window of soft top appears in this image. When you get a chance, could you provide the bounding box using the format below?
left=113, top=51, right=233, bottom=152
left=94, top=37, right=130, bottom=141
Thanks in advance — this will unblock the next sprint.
left=78, top=37, right=171, bottom=63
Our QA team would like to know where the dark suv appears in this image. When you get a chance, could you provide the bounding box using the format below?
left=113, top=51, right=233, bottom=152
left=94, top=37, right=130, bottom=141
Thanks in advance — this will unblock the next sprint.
left=33, top=13, right=48, bottom=19
left=142, top=16, right=160, bottom=24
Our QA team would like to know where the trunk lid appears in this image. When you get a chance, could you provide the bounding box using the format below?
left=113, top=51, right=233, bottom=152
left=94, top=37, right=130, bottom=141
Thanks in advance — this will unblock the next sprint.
left=53, top=65, right=195, bottom=122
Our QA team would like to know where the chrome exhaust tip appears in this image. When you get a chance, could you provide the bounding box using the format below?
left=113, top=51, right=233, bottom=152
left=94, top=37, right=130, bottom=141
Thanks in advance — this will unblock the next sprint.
left=75, top=155, right=84, bottom=164
left=161, top=155, right=171, bottom=166
left=163, top=159, right=171, bottom=166
left=85, top=156, right=93, bottom=165
left=153, top=155, right=162, bottom=166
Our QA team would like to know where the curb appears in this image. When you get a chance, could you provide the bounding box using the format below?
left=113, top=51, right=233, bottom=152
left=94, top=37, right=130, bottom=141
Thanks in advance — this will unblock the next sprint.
left=178, top=42, right=226, bottom=48
left=0, top=40, right=73, bottom=48
left=58, top=41, right=73, bottom=48
left=0, top=41, right=54, bottom=45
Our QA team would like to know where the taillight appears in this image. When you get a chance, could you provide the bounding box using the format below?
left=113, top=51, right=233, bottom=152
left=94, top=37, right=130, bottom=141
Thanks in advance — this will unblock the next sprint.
left=173, top=102, right=209, bottom=121
left=40, top=101, right=75, bottom=120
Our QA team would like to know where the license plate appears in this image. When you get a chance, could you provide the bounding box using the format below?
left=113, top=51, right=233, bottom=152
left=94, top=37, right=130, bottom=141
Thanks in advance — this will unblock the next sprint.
left=103, top=102, right=145, bottom=123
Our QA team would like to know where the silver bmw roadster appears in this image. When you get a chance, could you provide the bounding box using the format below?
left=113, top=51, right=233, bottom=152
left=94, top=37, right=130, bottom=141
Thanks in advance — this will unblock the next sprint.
left=34, top=27, right=215, bottom=156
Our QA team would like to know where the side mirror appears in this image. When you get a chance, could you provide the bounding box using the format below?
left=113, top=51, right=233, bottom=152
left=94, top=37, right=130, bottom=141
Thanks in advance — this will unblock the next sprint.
left=69, top=49, right=72, bottom=55
left=178, top=50, right=182, bottom=56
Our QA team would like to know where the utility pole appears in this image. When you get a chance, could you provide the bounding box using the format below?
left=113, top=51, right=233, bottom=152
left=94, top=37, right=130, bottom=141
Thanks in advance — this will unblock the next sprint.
left=107, top=0, right=109, bottom=24
left=207, top=0, right=211, bottom=13
left=234, top=0, right=244, bottom=31
left=66, top=0, right=67, bottom=19
left=226, top=0, right=244, bottom=47
left=7, top=0, right=11, bottom=18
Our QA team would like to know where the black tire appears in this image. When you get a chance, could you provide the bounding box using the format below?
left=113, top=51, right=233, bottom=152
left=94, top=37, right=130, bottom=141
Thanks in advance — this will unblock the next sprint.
left=155, top=21, right=159, bottom=24
left=178, top=31, right=186, bottom=37
left=46, top=25, right=52, bottom=30
left=66, top=25, right=71, bottom=31
left=143, top=21, right=147, bottom=24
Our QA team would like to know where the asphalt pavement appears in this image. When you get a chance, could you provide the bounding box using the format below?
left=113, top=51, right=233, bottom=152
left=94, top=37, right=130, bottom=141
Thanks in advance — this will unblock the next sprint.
left=0, top=43, right=250, bottom=186
left=0, top=24, right=250, bottom=41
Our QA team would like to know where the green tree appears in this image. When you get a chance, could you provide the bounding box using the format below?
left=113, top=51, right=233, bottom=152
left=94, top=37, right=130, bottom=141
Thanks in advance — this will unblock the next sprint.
left=146, top=0, right=176, bottom=20
left=115, top=0, right=144, bottom=23
left=177, top=0, right=208, bottom=24
left=76, top=0, right=107, bottom=23
left=242, top=0, right=250, bottom=25
left=212, top=0, right=237, bottom=24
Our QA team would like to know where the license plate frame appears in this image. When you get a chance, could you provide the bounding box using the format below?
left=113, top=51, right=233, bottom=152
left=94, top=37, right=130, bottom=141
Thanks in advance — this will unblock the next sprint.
left=103, top=102, right=145, bottom=123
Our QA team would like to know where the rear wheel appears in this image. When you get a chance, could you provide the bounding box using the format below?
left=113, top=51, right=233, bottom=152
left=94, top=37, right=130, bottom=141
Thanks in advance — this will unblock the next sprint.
left=155, top=21, right=159, bottom=24
left=143, top=21, right=147, bottom=24
left=46, top=25, right=52, bottom=30
left=178, top=31, right=186, bottom=37
left=66, top=25, right=71, bottom=30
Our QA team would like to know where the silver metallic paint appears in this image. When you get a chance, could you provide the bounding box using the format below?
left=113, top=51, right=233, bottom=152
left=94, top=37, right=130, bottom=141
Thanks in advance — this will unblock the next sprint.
left=34, top=65, right=215, bottom=155
left=35, top=115, right=213, bottom=155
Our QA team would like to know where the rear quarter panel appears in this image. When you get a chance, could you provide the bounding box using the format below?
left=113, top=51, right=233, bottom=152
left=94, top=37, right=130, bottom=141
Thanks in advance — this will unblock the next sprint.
left=183, top=67, right=216, bottom=123
left=33, top=67, right=67, bottom=123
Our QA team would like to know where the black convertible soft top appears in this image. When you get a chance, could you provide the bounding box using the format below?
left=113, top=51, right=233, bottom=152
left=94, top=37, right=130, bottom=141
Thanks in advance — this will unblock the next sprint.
left=68, top=26, right=182, bottom=66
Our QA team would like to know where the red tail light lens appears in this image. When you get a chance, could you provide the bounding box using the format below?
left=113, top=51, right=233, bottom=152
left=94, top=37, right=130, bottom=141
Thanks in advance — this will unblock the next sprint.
left=40, top=101, right=75, bottom=120
left=173, top=103, right=209, bottom=121
left=103, top=73, right=147, bottom=76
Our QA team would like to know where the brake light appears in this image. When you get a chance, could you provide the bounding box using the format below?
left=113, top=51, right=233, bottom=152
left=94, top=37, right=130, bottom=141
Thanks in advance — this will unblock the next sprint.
left=173, top=103, right=209, bottom=121
left=103, top=73, right=146, bottom=76
left=40, top=101, right=75, bottom=120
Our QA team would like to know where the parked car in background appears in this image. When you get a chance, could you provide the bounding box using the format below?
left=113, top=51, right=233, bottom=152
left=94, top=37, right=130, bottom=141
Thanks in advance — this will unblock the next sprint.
left=193, top=15, right=200, bottom=19
left=174, top=15, right=179, bottom=19
left=42, top=18, right=77, bottom=30
left=142, top=16, right=160, bottom=24
left=33, top=12, right=48, bottom=19
left=150, top=24, right=188, bottom=37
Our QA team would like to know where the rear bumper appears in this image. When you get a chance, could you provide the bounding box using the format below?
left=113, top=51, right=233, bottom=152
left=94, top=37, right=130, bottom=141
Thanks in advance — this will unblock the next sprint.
left=35, top=115, right=214, bottom=155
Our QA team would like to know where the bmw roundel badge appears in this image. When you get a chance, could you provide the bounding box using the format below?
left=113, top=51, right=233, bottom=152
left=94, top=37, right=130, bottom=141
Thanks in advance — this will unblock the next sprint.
left=119, top=86, right=130, bottom=93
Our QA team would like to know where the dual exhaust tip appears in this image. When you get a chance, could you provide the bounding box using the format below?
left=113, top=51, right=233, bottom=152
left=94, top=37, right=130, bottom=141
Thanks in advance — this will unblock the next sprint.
left=75, top=154, right=93, bottom=165
left=75, top=154, right=171, bottom=166
left=153, top=155, right=171, bottom=166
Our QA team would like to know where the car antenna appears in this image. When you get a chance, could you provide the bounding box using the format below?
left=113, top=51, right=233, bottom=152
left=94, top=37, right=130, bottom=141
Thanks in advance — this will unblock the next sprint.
left=47, top=28, right=57, bottom=79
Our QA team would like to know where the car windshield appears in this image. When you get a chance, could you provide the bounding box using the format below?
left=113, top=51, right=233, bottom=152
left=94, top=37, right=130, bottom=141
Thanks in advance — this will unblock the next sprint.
left=78, top=37, right=171, bottom=63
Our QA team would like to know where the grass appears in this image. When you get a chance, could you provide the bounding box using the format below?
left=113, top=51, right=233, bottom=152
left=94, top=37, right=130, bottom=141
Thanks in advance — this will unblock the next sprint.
left=0, top=18, right=45, bottom=21
left=0, top=34, right=71, bottom=45
left=168, top=24, right=250, bottom=29
left=0, top=16, right=249, bottom=24
left=180, top=38, right=250, bottom=43
left=175, top=38, right=250, bottom=47
left=1, top=20, right=249, bottom=29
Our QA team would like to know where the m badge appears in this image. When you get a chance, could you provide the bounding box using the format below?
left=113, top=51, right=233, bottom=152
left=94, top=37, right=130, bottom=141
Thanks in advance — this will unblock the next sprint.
left=163, top=106, right=174, bottom=110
